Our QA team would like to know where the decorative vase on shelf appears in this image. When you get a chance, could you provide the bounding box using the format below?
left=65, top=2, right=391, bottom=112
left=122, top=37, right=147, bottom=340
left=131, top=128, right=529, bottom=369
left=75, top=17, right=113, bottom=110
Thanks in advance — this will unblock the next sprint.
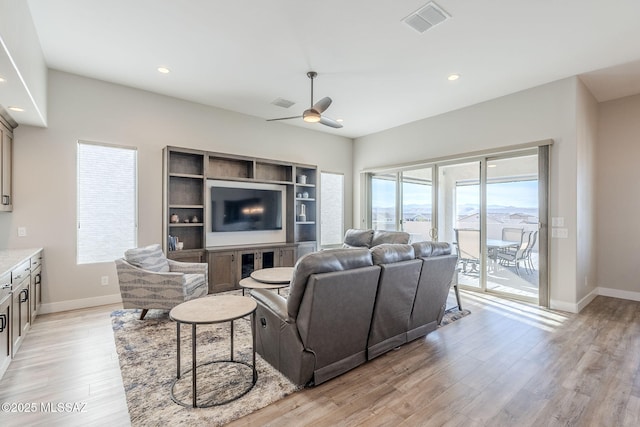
left=297, top=175, right=307, bottom=184
left=170, top=214, right=179, bottom=223
left=298, top=203, right=307, bottom=222
left=303, top=191, right=309, bottom=199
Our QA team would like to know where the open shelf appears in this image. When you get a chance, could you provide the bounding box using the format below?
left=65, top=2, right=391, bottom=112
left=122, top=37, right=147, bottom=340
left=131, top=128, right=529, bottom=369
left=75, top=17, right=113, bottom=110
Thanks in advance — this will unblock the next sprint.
left=164, top=147, right=318, bottom=267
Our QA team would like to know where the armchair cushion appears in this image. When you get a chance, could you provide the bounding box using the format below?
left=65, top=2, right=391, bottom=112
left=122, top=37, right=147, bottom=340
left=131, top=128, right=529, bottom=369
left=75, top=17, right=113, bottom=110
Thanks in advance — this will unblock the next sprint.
left=124, top=244, right=170, bottom=273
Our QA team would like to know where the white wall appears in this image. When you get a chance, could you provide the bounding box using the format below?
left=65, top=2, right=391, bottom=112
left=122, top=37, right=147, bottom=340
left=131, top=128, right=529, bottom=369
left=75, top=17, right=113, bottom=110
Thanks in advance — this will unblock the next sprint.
left=596, top=93, right=640, bottom=300
left=353, top=78, right=582, bottom=310
left=0, top=70, right=353, bottom=312
left=575, top=79, right=599, bottom=306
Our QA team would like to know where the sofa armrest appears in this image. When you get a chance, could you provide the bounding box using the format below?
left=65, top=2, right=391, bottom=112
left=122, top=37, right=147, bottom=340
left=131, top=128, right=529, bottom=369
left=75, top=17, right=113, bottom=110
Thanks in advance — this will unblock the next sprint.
left=115, top=258, right=188, bottom=308
left=250, top=289, right=290, bottom=322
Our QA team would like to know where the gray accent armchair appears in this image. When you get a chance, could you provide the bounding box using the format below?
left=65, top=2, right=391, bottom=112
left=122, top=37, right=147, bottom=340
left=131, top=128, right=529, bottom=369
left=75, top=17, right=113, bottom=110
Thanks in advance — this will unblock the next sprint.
left=115, top=244, right=208, bottom=319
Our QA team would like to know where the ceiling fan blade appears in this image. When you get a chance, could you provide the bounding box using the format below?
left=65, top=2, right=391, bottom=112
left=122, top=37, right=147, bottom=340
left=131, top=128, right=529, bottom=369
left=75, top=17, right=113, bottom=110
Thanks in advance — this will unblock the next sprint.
left=266, top=115, right=302, bottom=122
left=319, top=116, right=343, bottom=128
left=312, top=97, right=332, bottom=114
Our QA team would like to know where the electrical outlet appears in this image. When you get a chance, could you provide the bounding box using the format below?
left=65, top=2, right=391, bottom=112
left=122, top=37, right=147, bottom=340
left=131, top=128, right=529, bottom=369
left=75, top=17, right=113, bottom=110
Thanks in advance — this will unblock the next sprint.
left=17, top=227, right=27, bottom=237
left=552, top=228, right=568, bottom=238
left=101, top=276, right=109, bottom=286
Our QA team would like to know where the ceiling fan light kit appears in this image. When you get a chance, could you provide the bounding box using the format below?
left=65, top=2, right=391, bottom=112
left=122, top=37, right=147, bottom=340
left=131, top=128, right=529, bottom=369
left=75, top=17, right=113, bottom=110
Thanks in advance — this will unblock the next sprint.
left=267, top=71, right=343, bottom=128
left=303, top=110, right=321, bottom=123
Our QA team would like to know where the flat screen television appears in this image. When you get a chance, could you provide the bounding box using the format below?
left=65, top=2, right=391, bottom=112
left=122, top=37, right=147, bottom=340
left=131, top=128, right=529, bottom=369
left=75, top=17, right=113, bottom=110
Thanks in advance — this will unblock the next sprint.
left=210, top=186, right=282, bottom=232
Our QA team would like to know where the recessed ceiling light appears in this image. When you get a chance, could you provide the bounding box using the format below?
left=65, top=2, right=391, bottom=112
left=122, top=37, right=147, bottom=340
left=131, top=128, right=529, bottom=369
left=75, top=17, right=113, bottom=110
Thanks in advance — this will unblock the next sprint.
left=157, top=67, right=170, bottom=74
left=487, top=164, right=497, bottom=168
left=0, top=77, right=6, bottom=83
left=448, top=74, right=460, bottom=81
left=8, top=106, right=24, bottom=112
left=336, top=119, right=344, bottom=123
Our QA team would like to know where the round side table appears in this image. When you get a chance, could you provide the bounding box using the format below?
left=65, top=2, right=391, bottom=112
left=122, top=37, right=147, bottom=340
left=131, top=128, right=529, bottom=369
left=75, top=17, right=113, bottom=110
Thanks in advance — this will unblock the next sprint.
left=239, top=276, right=289, bottom=295
left=250, top=266, right=294, bottom=284
left=169, top=295, right=257, bottom=408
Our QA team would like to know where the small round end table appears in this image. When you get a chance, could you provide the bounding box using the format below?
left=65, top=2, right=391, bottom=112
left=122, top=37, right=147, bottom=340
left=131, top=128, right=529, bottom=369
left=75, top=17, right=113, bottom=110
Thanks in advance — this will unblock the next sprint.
left=169, top=295, right=257, bottom=408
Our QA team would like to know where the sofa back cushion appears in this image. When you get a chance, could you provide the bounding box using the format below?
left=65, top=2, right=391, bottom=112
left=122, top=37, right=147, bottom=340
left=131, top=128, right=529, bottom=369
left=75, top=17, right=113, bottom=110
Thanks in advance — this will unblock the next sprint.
left=124, top=244, right=170, bottom=272
left=412, top=241, right=452, bottom=258
left=297, top=266, right=381, bottom=384
left=343, top=229, right=374, bottom=248
left=371, top=230, right=410, bottom=246
left=367, top=256, right=422, bottom=360
left=287, top=247, right=373, bottom=319
left=408, top=253, right=458, bottom=341
left=370, top=243, right=415, bottom=265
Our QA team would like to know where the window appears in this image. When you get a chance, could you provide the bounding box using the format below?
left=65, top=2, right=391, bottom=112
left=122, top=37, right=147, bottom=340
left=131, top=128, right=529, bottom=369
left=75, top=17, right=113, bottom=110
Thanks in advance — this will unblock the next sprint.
left=320, top=172, right=344, bottom=246
left=77, top=141, right=137, bottom=264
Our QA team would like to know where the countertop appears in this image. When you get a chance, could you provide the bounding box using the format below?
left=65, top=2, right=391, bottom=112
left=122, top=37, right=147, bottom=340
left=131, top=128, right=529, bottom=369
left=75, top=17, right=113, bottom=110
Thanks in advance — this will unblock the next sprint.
left=0, top=248, right=43, bottom=277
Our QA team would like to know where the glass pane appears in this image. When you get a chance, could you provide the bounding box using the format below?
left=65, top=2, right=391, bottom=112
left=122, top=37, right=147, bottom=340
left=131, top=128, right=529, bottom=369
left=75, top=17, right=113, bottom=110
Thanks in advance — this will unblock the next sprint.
left=485, top=155, right=539, bottom=300
left=371, top=173, right=397, bottom=231
left=401, top=167, right=433, bottom=242
left=320, top=172, right=344, bottom=246
left=77, top=142, right=137, bottom=264
left=438, top=162, right=480, bottom=289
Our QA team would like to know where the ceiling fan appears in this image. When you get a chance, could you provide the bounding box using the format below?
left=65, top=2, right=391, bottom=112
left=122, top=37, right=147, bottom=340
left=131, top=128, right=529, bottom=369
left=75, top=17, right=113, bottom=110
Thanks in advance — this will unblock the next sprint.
left=267, top=71, right=343, bottom=128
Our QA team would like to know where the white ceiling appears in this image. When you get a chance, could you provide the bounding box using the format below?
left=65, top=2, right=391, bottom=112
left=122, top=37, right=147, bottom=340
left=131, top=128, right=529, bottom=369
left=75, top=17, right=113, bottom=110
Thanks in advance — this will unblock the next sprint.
left=11, top=0, right=640, bottom=138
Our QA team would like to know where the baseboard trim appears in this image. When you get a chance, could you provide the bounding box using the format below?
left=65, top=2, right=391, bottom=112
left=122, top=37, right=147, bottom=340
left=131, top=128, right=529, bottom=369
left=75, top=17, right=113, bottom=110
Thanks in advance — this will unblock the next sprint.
left=40, top=294, right=122, bottom=314
left=549, top=299, right=579, bottom=313
left=597, top=286, right=640, bottom=302
left=576, top=288, right=599, bottom=312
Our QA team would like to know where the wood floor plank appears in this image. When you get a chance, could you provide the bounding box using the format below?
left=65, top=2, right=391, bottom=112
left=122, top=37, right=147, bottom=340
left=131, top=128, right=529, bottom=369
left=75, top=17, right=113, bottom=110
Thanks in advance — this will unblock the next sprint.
left=1, top=293, right=639, bottom=426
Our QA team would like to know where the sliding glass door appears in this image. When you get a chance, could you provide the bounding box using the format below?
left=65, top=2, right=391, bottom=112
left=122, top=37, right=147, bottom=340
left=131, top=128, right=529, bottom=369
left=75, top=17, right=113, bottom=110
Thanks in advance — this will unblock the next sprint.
left=438, top=161, right=481, bottom=289
left=370, top=168, right=434, bottom=241
left=367, top=146, right=549, bottom=306
left=401, top=168, right=433, bottom=241
left=484, top=154, right=540, bottom=300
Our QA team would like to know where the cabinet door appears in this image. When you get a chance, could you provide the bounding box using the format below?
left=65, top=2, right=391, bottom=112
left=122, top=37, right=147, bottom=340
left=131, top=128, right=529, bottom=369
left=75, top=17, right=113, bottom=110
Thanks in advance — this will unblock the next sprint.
left=0, top=296, right=10, bottom=377
left=11, top=281, right=27, bottom=356
left=208, top=251, right=237, bottom=293
left=237, top=250, right=256, bottom=281
left=30, top=266, right=42, bottom=323
left=277, top=247, right=296, bottom=267
left=260, top=250, right=276, bottom=269
left=0, top=126, right=11, bottom=210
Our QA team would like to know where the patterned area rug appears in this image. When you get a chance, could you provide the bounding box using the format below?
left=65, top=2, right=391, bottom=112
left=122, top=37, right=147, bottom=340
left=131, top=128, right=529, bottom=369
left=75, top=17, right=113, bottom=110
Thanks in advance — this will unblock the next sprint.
left=111, top=306, right=299, bottom=426
left=440, top=307, right=472, bottom=326
left=111, top=297, right=470, bottom=426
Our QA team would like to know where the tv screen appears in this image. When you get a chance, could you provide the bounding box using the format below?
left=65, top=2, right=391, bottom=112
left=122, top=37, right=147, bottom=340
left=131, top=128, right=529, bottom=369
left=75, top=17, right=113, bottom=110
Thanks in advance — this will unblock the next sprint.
left=211, top=186, right=282, bottom=232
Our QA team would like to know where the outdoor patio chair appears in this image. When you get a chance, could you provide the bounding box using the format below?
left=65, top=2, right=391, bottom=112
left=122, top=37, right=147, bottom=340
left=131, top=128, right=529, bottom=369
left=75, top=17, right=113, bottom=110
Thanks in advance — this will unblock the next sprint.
left=497, top=230, right=532, bottom=276
left=502, top=227, right=524, bottom=242
left=524, top=230, right=538, bottom=273
left=454, top=228, right=480, bottom=273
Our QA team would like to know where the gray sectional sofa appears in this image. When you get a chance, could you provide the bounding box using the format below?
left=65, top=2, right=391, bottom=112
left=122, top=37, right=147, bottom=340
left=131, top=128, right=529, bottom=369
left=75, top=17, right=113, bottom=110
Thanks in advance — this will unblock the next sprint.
left=250, top=240, right=457, bottom=386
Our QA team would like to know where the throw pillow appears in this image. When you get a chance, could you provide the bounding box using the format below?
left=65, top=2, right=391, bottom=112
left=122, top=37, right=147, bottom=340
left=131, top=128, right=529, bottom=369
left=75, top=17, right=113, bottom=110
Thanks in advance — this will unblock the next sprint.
left=124, top=244, right=170, bottom=272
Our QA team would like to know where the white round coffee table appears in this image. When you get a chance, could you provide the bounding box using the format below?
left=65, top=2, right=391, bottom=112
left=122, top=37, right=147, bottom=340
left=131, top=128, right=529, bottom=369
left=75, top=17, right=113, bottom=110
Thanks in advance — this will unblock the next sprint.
left=242, top=266, right=293, bottom=295
left=169, top=295, right=257, bottom=408
left=250, top=266, right=294, bottom=284
left=239, top=276, right=289, bottom=295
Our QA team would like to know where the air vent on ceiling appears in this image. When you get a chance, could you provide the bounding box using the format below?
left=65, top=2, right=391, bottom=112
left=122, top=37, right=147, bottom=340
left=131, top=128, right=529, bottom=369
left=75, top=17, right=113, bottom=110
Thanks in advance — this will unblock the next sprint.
left=402, top=1, right=451, bottom=34
left=271, top=97, right=295, bottom=108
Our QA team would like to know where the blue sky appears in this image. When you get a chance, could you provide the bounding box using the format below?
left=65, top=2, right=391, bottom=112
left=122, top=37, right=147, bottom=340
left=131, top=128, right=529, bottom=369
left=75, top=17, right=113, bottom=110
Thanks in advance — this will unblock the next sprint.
left=372, top=179, right=538, bottom=208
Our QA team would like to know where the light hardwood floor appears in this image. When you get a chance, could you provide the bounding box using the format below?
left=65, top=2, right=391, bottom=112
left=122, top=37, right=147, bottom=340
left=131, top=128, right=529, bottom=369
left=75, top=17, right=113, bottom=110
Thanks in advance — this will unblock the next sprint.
left=1, top=292, right=639, bottom=426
